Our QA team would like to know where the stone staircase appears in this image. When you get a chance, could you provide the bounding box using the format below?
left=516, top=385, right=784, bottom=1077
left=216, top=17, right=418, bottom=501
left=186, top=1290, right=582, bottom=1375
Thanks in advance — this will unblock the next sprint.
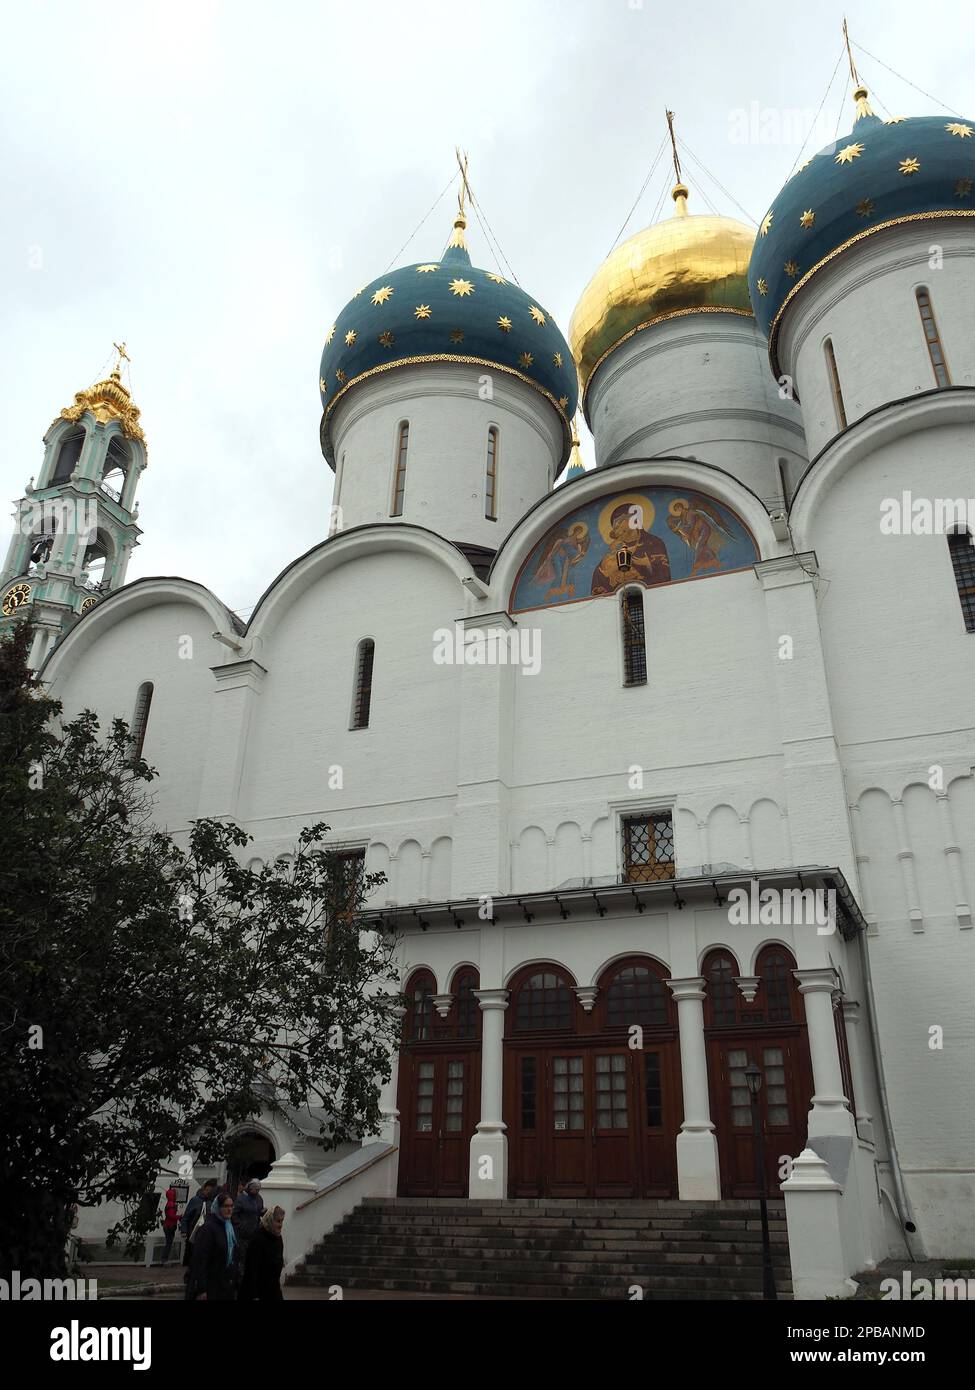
left=288, top=1197, right=792, bottom=1299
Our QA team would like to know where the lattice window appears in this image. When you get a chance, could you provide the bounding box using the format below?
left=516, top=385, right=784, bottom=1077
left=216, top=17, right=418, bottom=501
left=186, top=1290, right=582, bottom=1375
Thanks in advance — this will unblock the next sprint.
left=605, top=965, right=668, bottom=1028
left=350, top=638, right=374, bottom=729
left=453, top=970, right=480, bottom=1038
left=824, top=338, right=847, bottom=430
left=620, top=588, right=647, bottom=686
left=485, top=427, right=498, bottom=521
left=408, top=973, right=435, bottom=1041
left=552, top=1056, right=584, bottom=1130
left=130, top=682, right=154, bottom=761
left=621, top=812, right=675, bottom=882
left=948, top=529, right=975, bottom=632
left=391, top=421, right=409, bottom=516
left=329, top=848, right=365, bottom=923
left=595, top=1054, right=628, bottom=1130
left=763, top=950, right=793, bottom=1023
left=916, top=288, right=951, bottom=388
left=514, top=971, right=573, bottom=1031
left=705, top=953, right=738, bottom=1026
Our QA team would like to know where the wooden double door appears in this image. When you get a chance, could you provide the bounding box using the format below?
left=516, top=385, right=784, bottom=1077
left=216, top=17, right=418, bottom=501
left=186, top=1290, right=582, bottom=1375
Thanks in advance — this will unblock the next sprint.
left=397, top=1046, right=480, bottom=1197
left=505, top=1042, right=680, bottom=1198
left=708, top=1032, right=813, bottom=1196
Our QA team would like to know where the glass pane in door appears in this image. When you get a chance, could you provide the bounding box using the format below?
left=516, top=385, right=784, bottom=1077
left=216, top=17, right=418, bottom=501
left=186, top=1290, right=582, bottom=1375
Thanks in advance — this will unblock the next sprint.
left=728, top=1048, right=751, bottom=1129
left=416, top=1060, right=435, bottom=1132
left=444, top=1060, right=464, bottom=1131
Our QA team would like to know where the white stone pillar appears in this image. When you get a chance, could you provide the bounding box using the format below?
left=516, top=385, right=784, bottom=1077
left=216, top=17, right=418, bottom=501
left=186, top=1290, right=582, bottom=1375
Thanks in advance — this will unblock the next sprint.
left=375, top=1005, right=405, bottom=1147
left=936, top=792, right=972, bottom=928
left=781, top=1149, right=854, bottom=1299
left=196, top=658, right=267, bottom=820
left=794, top=968, right=851, bottom=1138
left=667, top=977, right=721, bottom=1199
left=841, top=999, right=874, bottom=1143
left=469, top=988, right=508, bottom=1199
left=890, top=798, right=924, bottom=932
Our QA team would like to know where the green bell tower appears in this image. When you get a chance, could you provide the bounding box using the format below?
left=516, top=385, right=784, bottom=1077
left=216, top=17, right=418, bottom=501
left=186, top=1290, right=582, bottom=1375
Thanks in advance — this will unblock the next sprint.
left=1, top=344, right=147, bottom=668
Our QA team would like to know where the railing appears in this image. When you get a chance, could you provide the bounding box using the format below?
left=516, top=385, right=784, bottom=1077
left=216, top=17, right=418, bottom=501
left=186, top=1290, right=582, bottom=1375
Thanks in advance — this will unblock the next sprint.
left=99, top=480, right=122, bottom=502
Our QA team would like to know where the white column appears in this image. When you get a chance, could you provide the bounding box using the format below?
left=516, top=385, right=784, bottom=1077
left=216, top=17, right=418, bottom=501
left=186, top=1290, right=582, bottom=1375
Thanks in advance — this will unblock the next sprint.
left=794, top=968, right=852, bottom=1139
left=667, top=977, right=721, bottom=1199
left=936, top=792, right=972, bottom=928
left=468, top=989, right=508, bottom=1199
left=890, top=798, right=924, bottom=933
left=375, top=1004, right=405, bottom=1147
left=419, top=847, right=431, bottom=903
left=841, top=999, right=874, bottom=1142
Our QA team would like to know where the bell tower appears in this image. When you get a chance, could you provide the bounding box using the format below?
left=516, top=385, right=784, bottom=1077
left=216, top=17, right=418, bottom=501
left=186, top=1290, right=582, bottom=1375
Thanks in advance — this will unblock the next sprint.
left=1, top=344, right=147, bottom=668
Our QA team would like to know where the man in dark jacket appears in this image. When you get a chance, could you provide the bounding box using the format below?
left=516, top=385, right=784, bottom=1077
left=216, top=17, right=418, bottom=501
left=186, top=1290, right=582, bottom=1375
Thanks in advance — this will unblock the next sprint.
left=180, top=1179, right=217, bottom=1269
left=232, top=1179, right=264, bottom=1259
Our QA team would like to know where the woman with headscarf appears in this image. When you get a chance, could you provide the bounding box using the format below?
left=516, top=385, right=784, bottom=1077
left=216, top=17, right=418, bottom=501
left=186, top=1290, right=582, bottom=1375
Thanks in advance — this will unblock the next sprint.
left=186, top=1192, right=242, bottom=1301
left=238, top=1206, right=286, bottom=1301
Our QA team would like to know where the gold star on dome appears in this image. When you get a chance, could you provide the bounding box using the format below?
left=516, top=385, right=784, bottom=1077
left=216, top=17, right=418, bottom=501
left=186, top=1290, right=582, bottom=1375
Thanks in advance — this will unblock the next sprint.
left=378, top=331, right=395, bottom=347
left=856, top=198, right=875, bottom=218
left=883, top=116, right=906, bottom=125
left=553, top=352, right=563, bottom=368
left=371, top=285, right=394, bottom=306
left=519, top=351, right=534, bottom=368
left=416, top=264, right=439, bottom=273
left=799, top=209, right=816, bottom=228
left=414, top=304, right=432, bottom=319
left=795, top=158, right=813, bottom=175
left=352, top=286, right=366, bottom=297
left=836, top=142, right=865, bottom=165
left=336, top=369, right=347, bottom=384
left=486, top=272, right=506, bottom=284
left=756, top=278, right=768, bottom=296
left=450, top=329, right=465, bottom=343
left=344, top=330, right=357, bottom=346
left=955, top=177, right=973, bottom=198
left=325, top=324, right=336, bottom=345
left=497, top=316, right=512, bottom=332
left=759, top=210, right=774, bottom=236
left=946, top=123, right=972, bottom=138
left=529, top=306, right=546, bottom=326
left=784, top=260, right=799, bottom=278
left=899, top=157, right=921, bottom=176
left=558, top=396, right=569, bottom=409
left=450, top=278, right=474, bottom=297
left=319, top=376, right=328, bottom=393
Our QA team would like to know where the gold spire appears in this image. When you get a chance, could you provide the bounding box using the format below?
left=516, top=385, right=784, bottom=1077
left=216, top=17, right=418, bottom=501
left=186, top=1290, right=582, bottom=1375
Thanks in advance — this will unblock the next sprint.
left=666, top=110, right=689, bottom=216
left=111, top=340, right=130, bottom=379
left=56, top=345, right=145, bottom=446
left=449, top=147, right=470, bottom=249
left=843, top=18, right=874, bottom=121
left=567, top=413, right=585, bottom=473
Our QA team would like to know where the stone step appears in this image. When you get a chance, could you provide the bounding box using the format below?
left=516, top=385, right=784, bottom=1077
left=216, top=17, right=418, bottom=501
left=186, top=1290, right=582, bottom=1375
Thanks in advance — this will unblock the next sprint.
left=336, top=1218, right=789, bottom=1239
left=303, top=1251, right=792, bottom=1277
left=313, top=1235, right=790, bottom=1259
left=293, top=1267, right=790, bottom=1297
left=360, top=1197, right=785, bottom=1214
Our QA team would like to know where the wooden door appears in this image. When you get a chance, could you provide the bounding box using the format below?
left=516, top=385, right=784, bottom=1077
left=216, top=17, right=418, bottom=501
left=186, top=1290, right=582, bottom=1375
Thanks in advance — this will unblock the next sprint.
left=712, top=1037, right=810, bottom=1196
left=398, top=1049, right=478, bottom=1197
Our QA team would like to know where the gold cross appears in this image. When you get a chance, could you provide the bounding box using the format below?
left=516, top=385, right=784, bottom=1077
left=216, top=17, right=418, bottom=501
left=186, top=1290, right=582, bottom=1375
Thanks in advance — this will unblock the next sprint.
left=842, top=17, right=860, bottom=86
left=455, top=147, right=471, bottom=219
left=112, top=341, right=130, bottom=375
left=665, top=109, right=683, bottom=185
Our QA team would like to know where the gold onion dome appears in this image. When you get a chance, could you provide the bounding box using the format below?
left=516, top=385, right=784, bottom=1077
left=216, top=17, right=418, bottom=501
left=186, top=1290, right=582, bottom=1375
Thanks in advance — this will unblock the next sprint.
left=569, top=184, right=755, bottom=414
left=57, top=357, right=145, bottom=447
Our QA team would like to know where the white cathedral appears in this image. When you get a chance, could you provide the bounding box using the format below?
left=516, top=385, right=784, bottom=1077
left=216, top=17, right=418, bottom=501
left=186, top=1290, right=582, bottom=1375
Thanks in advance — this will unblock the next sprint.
left=4, top=81, right=975, bottom=1299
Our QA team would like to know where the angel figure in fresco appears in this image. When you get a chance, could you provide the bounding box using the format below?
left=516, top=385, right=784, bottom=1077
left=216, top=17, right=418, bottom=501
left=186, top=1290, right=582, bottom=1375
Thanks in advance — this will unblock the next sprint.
left=532, top=520, right=591, bottom=598
left=666, top=497, right=735, bottom=576
left=590, top=500, right=670, bottom=596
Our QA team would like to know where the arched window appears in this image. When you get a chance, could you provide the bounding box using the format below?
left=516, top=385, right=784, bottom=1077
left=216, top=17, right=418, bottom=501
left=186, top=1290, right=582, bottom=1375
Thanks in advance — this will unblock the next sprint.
left=916, top=287, right=950, bottom=388
left=81, top=534, right=109, bottom=592
left=704, top=952, right=739, bottom=1026
left=620, top=588, right=647, bottom=686
left=948, top=528, right=975, bottom=632
left=601, top=960, right=670, bottom=1029
left=130, top=682, right=154, bottom=761
left=760, top=949, right=793, bottom=1023
left=451, top=968, right=481, bottom=1039
left=101, top=437, right=129, bottom=501
left=350, top=639, right=374, bottom=729
left=485, top=427, right=498, bottom=521
left=51, top=428, right=85, bottom=484
left=824, top=338, right=847, bottom=430
left=405, top=970, right=435, bottom=1041
left=513, top=969, right=574, bottom=1032
left=391, top=421, right=409, bottom=516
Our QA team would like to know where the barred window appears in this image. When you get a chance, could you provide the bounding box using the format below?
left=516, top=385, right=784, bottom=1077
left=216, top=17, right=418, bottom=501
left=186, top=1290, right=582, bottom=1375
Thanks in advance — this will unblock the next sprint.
left=916, top=288, right=950, bottom=388
left=485, top=427, right=498, bottom=521
left=329, top=848, right=365, bottom=922
left=621, top=812, right=675, bottom=882
left=620, top=588, right=647, bottom=687
left=391, top=421, right=409, bottom=517
left=350, top=639, right=374, bottom=729
left=948, top=529, right=975, bottom=632
left=824, top=338, right=847, bottom=430
left=130, top=682, right=154, bottom=761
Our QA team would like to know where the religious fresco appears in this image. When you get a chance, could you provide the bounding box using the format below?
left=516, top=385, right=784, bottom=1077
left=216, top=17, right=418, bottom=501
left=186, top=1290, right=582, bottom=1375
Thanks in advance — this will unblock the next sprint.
left=511, top=488, right=759, bottom=613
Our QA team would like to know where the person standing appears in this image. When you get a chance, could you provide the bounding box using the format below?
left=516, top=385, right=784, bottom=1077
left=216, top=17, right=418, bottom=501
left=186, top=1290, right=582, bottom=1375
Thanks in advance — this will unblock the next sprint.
left=232, top=1179, right=264, bottom=1265
left=186, top=1194, right=241, bottom=1301
left=160, top=1185, right=179, bottom=1264
left=180, top=1178, right=217, bottom=1271
left=238, top=1206, right=286, bottom=1301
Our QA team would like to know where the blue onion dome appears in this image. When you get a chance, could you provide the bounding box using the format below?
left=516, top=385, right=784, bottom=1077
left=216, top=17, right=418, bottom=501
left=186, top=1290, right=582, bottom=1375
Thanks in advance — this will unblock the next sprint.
left=749, top=84, right=975, bottom=374
left=318, top=209, right=578, bottom=470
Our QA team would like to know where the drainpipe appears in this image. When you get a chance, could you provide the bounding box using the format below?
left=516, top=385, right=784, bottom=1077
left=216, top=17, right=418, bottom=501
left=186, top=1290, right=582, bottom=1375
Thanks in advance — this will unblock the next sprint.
left=856, top=929, right=920, bottom=1260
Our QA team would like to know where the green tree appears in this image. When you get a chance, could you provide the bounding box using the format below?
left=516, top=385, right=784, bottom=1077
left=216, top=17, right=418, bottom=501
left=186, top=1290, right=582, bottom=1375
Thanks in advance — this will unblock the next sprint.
left=0, top=621, right=397, bottom=1278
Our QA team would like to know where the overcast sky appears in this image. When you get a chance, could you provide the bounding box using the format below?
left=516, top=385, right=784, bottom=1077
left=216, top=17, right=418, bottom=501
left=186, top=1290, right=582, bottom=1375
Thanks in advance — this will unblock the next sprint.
left=2, top=0, right=971, bottom=621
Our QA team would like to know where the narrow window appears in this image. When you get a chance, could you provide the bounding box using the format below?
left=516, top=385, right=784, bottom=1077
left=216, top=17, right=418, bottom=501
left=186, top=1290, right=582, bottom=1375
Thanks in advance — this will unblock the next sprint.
left=824, top=338, right=847, bottom=429
left=777, top=457, right=791, bottom=507
left=391, top=421, right=409, bottom=516
left=620, top=588, right=647, bottom=686
left=916, top=288, right=951, bottom=388
left=621, top=812, right=675, bottom=883
left=948, top=529, right=975, bottom=632
left=329, top=847, right=365, bottom=922
left=350, top=639, right=375, bottom=729
left=485, top=426, right=498, bottom=521
left=130, top=681, right=153, bottom=760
